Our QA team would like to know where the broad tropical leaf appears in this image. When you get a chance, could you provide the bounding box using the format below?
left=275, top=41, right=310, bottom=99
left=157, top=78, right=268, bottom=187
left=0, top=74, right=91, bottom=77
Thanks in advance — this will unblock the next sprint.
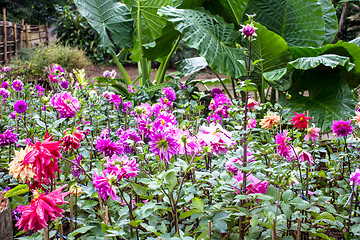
left=143, top=22, right=180, bottom=61
left=74, top=0, right=133, bottom=55
left=179, top=0, right=205, bottom=9
left=243, top=0, right=325, bottom=47
left=204, top=0, right=250, bottom=26
left=289, top=41, right=360, bottom=88
left=280, top=70, right=356, bottom=131
left=159, top=6, right=247, bottom=79
left=250, top=22, right=292, bottom=91
left=124, top=0, right=173, bottom=41
left=319, top=0, right=338, bottom=45
left=264, top=54, right=355, bottom=84
left=176, top=57, right=208, bottom=77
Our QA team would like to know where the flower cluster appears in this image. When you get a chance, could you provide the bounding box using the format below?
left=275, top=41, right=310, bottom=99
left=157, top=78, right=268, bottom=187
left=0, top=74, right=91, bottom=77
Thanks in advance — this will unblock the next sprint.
left=51, top=92, right=80, bottom=118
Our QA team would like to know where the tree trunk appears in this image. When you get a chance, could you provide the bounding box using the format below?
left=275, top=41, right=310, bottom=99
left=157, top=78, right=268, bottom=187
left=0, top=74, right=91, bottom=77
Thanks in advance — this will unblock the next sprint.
left=0, top=191, right=13, bottom=240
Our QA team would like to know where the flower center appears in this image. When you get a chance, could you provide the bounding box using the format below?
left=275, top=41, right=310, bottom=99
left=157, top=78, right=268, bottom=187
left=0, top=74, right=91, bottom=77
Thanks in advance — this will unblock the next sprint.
left=157, top=139, right=169, bottom=150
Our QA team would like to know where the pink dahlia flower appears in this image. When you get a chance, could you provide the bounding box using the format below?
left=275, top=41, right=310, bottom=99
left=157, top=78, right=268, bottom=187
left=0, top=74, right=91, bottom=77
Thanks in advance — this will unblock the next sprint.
left=197, top=123, right=235, bottom=155
left=234, top=172, right=268, bottom=195
left=331, top=119, right=353, bottom=138
left=105, top=154, right=139, bottom=180
left=149, top=131, right=179, bottom=162
left=350, top=169, right=360, bottom=186
left=275, top=130, right=292, bottom=160
left=51, top=92, right=80, bottom=118
left=92, top=171, right=119, bottom=201
left=22, top=136, right=62, bottom=181
left=304, top=124, right=321, bottom=142
left=15, top=185, right=69, bottom=233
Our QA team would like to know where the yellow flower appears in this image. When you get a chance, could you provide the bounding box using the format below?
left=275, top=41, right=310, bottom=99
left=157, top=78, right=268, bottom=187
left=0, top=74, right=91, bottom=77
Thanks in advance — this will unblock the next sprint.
left=9, top=146, right=35, bottom=183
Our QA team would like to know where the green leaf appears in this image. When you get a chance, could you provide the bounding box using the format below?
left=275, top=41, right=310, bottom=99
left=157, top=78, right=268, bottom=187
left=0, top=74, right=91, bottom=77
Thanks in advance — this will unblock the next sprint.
left=243, top=0, right=325, bottom=47
left=264, top=54, right=355, bottom=85
left=50, top=118, right=66, bottom=129
left=282, top=190, right=294, bottom=203
left=192, top=197, right=204, bottom=212
left=204, top=0, right=250, bottom=26
left=165, top=171, right=177, bottom=190
left=131, top=183, right=148, bottom=196
left=71, top=226, right=96, bottom=236
left=159, top=6, right=247, bottom=78
left=4, top=184, right=29, bottom=198
left=318, top=0, right=338, bottom=45
left=287, top=54, right=354, bottom=71
left=289, top=197, right=311, bottom=210
left=74, top=0, right=133, bottom=55
left=143, top=22, right=180, bottom=60
left=179, top=0, right=205, bottom=9
left=281, top=203, right=292, bottom=219
left=250, top=22, right=292, bottom=91
left=315, top=212, right=335, bottom=223
left=36, top=119, right=46, bottom=129
left=280, top=71, right=356, bottom=131
left=179, top=209, right=198, bottom=219
left=176, top=57, right=208, bottom=77
left=124, top=0, right=173, bottom=41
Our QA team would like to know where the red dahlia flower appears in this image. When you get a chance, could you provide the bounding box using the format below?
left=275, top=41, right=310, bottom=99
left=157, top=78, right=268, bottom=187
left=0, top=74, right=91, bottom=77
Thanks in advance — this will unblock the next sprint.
left=22, top=136, right=62, bottom=181
left=60, top=129, right=85, bottom=152
left=15, top=185, right=69, bottom=233
left=290, top=111, right=312, bottom=130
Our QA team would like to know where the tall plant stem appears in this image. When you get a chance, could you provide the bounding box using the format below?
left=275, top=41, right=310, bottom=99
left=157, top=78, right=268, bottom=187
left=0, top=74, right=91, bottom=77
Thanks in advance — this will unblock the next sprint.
left=113, top=55, right=132, bottom=85
left=272, top=186, right=282, bottom=240
left=155, top=35, right=181, bottom=84
left=212, top=70, right=233, bottom=102
left=347, top=180, right=356, bottom=233
left=137, top=1, right=149, bottom=86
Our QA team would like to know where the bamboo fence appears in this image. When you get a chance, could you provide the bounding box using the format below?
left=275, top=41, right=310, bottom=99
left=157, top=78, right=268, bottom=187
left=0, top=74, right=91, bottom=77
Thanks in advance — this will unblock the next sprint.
left=0, top=7, right=49, bottom=64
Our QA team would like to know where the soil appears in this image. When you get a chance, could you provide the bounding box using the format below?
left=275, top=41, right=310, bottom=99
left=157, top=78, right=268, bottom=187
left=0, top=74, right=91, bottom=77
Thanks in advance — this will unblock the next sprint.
left=85, top=64, right=229, bottom=92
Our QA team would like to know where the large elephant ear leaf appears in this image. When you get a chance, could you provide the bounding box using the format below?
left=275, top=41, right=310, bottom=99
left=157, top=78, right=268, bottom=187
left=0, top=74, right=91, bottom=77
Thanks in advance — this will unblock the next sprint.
left=204, top=0, right=250, bottom=27
left=159, top=6, right=247, bottom=78
left=280, top=70, right=356, bottom=131
left=74, top=0, right=133, bottom=55
left=250, top=22, right=292, bottom=91
left=124, top=0, right=173, bottom=41
left=243, top=0, right=325, bottom=47
left=318, top=0, right=338, bottom=45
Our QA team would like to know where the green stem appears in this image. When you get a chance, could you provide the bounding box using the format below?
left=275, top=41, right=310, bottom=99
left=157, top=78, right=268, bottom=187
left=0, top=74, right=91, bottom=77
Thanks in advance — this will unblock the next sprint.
left=137, top=1, right=149, bottom=86
left=155, top=35, right=181, bottom=84
left=113, top=55, right=132, bottom=85
left=212, top=70, right=233, bottom=102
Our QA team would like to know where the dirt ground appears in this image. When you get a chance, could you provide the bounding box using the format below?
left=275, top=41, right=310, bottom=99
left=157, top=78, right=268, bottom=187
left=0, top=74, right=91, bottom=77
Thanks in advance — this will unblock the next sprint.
left=85, top=64, right=229, bottom=92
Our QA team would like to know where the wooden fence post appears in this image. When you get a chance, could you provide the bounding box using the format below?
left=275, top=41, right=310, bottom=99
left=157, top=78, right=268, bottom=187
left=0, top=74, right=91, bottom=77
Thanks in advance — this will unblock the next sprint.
left=38, top=24, right=41, bottom=45
left=45, top=22, right=49, bottom=45
left=25, top=23, right=29, bottom=48
left=13, top=22, right=17, bottom=58
left=20, top=19, right=24, bottom=48
left=2, top=7, right=7, bottom=63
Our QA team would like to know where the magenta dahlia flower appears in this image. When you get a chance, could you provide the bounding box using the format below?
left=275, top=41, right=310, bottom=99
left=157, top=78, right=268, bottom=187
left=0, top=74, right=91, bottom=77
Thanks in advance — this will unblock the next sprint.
left=214, top=94, right=232, bottom=109
left=60, top=80, right=69, bottom=89
left=153, top=112, right=177, bottom=130
left=1, top=81, right=8, bottom=89
left=92, top=171, right=119, bottom=201
left=350, top=169, right=360, bottom=186
left=173, top=128, right=200, bottom=155
left=0, top=88, right=10, bottom=99
left=51, top=92, right=80, bottom=118
left=104, top=154, right=139, bottom=180
left=275, top=130, right=293, bottom=160
left=304, top=124, right=321, bottom=142
left=12, top=79, right=23, bottom=91
left=162, top=87, right=176, bottom=102
left=110, top=94, right=122, bottom=106
left=240, top=24, right=257, bottom=38
left=149, top=131, right=179, bottom=162
left=14, top=100, right=27, bottom=113
left=95, top=138, right=123, bottom=157
left=234, top=172, right=268, bottom=195
left=211, top=88, right=223, bottom=98
left=331, top=119, right=353, bottom=137
left=0, top=128, right=18, bottom=146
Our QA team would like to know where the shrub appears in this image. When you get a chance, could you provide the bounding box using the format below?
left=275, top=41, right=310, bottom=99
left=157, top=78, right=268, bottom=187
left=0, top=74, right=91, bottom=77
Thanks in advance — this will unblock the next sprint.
left=10, top=43, right=91, bottom=80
